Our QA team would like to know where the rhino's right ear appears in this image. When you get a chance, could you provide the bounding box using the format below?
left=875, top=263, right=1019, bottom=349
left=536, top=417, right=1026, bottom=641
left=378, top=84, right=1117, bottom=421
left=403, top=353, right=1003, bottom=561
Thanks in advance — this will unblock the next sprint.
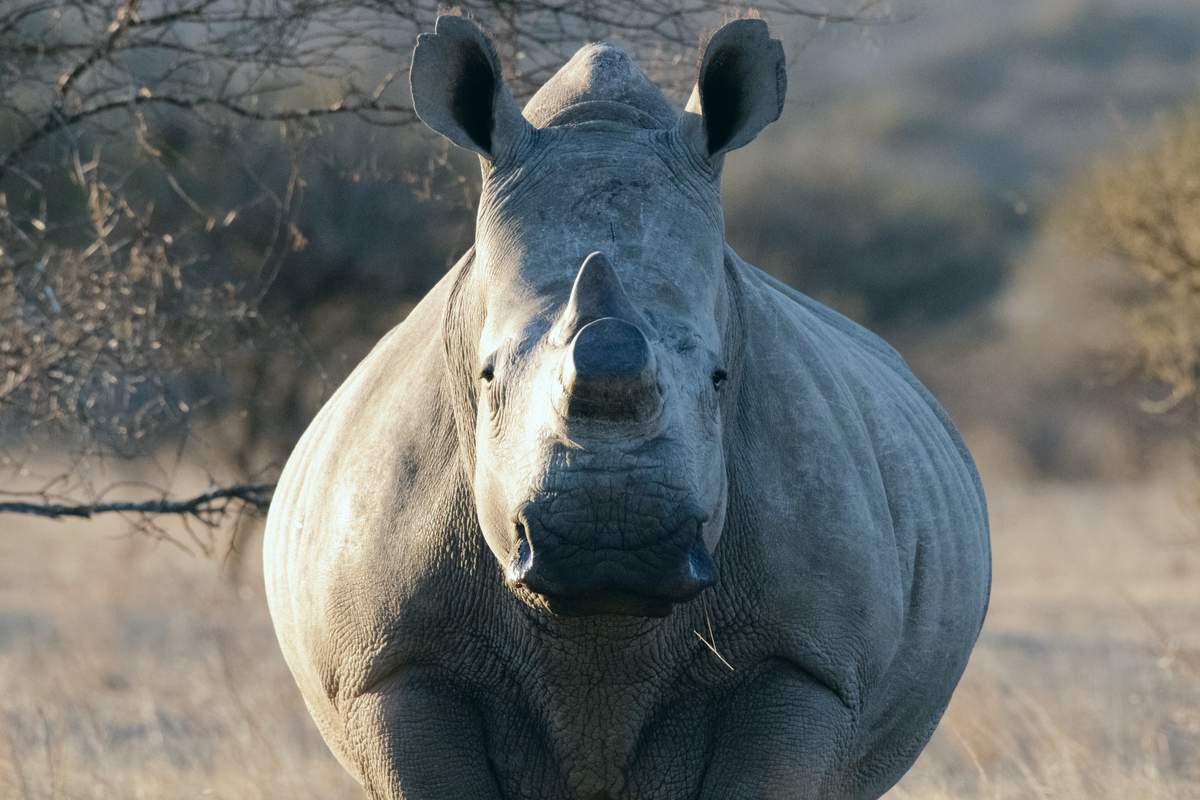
left=410, top=15, right=532, bottom=164
left=679, top=18, right=786, bottom=161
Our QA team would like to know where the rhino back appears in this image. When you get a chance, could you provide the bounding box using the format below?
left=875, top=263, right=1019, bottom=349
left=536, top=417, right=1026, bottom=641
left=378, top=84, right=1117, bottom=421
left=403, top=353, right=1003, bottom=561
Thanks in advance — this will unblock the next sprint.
left=724, top=252, right=990, bottom=793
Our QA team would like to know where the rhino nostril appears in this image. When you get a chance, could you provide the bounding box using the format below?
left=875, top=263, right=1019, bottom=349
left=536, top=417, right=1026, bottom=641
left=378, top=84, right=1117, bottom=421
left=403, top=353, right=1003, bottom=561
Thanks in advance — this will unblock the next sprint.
left=507, top=523, right=534, bottom=585
left=686, top=542, right=715, bottom=587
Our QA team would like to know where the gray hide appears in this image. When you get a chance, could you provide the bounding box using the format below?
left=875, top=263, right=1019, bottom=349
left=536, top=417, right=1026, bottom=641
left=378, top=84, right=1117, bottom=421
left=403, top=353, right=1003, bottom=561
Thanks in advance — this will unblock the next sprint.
left=263, top=15, right=991, bottom=800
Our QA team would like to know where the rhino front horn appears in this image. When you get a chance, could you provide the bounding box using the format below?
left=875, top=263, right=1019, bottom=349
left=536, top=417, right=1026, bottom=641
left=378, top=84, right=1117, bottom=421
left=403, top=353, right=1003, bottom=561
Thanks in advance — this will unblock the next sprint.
left=552, top=251, right=647, bottom=343
left=554, top=254, right=661, bottom=423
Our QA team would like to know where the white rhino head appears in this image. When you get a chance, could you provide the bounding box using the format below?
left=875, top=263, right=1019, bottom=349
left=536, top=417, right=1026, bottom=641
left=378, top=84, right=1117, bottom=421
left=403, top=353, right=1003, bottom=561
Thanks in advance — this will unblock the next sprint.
left=411, top=16, right=785, bottom=616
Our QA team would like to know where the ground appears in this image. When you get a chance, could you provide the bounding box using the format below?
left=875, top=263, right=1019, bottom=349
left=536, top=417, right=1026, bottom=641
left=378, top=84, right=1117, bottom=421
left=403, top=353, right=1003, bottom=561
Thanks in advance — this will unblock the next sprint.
left=0, top=447, right=1196, bottom=799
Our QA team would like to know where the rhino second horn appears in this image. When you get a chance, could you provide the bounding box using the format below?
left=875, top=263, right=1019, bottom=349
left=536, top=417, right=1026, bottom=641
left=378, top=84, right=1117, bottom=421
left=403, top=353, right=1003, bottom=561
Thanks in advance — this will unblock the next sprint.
left=552, top=251, right=647, bottom=344
left=558, top=317, right=662, bottom=422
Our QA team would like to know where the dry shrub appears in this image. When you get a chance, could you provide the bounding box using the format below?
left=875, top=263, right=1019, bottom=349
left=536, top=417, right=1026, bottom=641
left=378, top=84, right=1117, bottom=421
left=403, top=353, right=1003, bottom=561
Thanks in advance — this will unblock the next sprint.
left=1058, top=100, right=1200, bottom=471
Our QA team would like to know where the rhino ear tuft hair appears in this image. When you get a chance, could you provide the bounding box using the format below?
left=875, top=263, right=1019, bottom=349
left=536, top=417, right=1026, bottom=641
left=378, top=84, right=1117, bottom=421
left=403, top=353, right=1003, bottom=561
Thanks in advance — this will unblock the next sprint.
left=681, top=18, right=786, bottom=159
left=410, top=15, right=532, bottom=163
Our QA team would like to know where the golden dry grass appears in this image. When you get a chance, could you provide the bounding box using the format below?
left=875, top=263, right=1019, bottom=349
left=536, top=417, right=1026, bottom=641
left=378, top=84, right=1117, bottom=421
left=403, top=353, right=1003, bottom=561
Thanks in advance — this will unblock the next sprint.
left=0, top=451, right=1197, bottom=799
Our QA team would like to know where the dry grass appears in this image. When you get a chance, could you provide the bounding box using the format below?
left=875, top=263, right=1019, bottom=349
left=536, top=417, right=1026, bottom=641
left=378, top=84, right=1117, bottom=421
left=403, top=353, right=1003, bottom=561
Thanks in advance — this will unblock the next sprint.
left=0, top=451, right=1197, bottom=799
left=0, top=508, right=357, bottom=799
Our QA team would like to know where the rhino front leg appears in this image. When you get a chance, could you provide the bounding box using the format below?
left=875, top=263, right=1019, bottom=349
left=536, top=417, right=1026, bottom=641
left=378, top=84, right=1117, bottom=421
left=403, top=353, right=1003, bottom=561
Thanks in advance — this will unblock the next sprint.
left=344, top=671, right=505, bottom=800
left=699, top=660, right=859, bottom=800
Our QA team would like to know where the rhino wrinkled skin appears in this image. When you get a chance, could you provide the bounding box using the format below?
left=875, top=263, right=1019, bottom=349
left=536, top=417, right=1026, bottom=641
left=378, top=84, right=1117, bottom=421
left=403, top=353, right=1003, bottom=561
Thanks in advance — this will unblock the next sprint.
left=263, top=15, right=991, bottom=800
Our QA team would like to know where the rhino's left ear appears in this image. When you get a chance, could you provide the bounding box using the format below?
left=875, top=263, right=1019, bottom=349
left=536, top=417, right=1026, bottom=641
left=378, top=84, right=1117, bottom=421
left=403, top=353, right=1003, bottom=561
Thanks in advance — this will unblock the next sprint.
left=410, top=15, right=532, bottom=164
left=680, top=18, right=786, bottom=160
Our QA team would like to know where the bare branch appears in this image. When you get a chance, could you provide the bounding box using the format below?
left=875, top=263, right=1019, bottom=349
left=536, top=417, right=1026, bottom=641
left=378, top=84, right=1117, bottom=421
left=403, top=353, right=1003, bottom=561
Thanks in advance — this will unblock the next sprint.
left=0, top=482, right=273, bottom=519
left=0, top=94, right=415, bottom=177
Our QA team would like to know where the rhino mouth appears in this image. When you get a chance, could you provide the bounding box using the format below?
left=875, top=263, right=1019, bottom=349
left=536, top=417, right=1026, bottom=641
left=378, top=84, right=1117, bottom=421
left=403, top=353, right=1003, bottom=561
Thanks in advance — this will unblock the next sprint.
left=504, top=514, right=716, bottom=618
left=532, top=588, right=679, bottom=618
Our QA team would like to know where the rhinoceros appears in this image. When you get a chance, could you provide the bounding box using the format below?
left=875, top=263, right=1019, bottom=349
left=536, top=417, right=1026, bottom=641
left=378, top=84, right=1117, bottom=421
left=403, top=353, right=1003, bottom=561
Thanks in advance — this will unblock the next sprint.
left=263, top=15, right=990, bottom=800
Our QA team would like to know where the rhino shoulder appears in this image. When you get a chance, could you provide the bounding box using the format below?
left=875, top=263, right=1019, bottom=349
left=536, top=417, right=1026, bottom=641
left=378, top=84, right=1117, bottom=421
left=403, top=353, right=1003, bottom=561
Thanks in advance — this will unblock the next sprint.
left=729, top=253, right=984, bottom=496
left=262, top=254, right=479, bottom=765
left=723, top=251, right=990, bottom=716
left=729, top=249, right=985, bottom=520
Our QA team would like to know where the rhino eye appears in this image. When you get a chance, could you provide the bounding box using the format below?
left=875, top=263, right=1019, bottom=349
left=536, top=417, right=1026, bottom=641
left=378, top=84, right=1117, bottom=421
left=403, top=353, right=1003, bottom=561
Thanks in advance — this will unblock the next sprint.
left=480, top=364, right=495, bottom=382
left=711, top=368, right=727, bottom=389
